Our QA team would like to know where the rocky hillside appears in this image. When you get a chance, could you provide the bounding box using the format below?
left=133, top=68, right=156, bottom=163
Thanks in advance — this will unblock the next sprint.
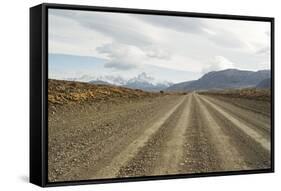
left=48, top=79, right=160, bottom=105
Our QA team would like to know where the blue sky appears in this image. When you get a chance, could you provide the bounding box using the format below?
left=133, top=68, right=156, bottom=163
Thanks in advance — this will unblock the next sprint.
left=48, top=9, right=270, bottom=83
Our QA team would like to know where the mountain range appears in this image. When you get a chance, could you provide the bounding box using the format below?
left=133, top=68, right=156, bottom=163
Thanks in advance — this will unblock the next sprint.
left=65, top=69, right=270, bottom=92
left=88, top=72, right=173, bottom=92
left=166, top=69, right=270, bottom=92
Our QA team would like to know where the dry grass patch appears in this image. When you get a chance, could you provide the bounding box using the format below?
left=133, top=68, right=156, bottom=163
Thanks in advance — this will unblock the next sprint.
left=48, top=79, right=161, bottom=105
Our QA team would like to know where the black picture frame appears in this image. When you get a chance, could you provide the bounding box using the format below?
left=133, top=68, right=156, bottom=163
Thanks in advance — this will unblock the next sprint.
left=30, top=3, right=275, bottom=187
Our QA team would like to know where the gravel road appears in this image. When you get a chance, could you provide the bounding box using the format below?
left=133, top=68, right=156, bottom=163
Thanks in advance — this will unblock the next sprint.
left=48, top=93, right=271, bottom=182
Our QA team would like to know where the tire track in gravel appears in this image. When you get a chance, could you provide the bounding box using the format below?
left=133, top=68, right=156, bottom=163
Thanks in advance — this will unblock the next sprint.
left=116, top=93, right=270, bottom=177
left=198, top=95, right=270, bottom=152
left=180, top=93, right=221, bottom=173
left=192, top=94, right=250, bottom=171
left=202, top=95, right=271, bottom=133
left=48, top=95, right=185, bottom=182
left=205, top=95, right=271, bottom=117
left=152, top=95, right=192, bottom=175
left=90, top=95, right=188, bottom=179
left=117, top=95, right=191, bottom=177
left=196, top=94, right=270, bottom=169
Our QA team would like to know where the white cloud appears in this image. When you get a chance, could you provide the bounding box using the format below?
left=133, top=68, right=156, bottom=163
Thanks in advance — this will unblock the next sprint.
left=203, top=18, right=270, bottom=53
left=48, top=13, right=111, bottom=58
left=96, top=43, right=146, bottom=70
left=202, top=56, right=235, bottom=74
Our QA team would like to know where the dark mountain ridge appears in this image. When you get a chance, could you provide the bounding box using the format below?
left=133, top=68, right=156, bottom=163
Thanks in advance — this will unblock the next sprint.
left=166, top=69, right=270, bottom=91
left=256, top=78, right=271, bottom=89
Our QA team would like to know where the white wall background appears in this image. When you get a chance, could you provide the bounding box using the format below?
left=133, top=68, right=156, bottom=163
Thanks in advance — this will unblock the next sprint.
left=0, top=0, right=279, bottom=190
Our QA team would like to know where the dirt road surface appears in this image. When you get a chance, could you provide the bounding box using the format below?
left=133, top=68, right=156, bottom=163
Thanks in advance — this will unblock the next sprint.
left=48, top=93, right=271, bottom=182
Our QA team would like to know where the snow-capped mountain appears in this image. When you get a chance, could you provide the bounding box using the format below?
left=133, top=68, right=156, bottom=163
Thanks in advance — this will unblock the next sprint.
left=125, top=72, right=173, bottom=92
left=66, top=72, right=173, bottom=92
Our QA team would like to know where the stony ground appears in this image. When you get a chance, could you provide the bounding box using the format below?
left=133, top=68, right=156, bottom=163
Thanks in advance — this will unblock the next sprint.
left=48, top=81, right=272, bottom=182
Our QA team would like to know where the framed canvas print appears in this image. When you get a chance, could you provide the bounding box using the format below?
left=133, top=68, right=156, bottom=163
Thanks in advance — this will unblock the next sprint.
left=30, top=3, right=274, bottom=187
